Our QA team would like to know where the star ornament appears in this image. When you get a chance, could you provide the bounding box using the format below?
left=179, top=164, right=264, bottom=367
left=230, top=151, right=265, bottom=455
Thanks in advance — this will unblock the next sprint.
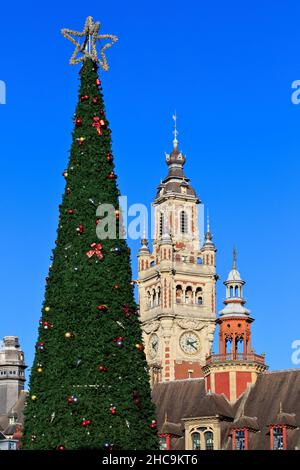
left=61, top=16, right=118, bottom=70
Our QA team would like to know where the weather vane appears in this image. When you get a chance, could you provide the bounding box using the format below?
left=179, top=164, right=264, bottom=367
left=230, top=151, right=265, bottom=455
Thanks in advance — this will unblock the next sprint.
left=61, top=16, right=118, bottom=70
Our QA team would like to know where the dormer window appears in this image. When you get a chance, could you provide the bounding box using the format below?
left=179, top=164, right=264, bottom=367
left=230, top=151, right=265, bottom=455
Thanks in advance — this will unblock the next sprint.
left=234, top=430, right=246, bottom=450
left=271, top=426, right=285, bottom=450
left=181, top=186, right=187, bottom=194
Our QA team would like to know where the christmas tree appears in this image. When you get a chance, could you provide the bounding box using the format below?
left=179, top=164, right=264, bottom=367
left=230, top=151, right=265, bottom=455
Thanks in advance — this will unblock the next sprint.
left=22, top=18, right=158, bottom=450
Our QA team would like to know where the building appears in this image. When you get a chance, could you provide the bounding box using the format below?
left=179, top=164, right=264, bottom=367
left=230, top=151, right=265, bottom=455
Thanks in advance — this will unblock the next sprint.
left=138, top=122, right=300, bottom=450
left=0, top=337, right=27, bottom=449
left=138, top=119, right=217, bottom=384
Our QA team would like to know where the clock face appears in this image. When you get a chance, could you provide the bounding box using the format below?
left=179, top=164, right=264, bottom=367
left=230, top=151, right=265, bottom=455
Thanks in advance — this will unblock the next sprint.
left=179, top=332, right=200, bottom=355
left=149, top=334, right=159, bottom=358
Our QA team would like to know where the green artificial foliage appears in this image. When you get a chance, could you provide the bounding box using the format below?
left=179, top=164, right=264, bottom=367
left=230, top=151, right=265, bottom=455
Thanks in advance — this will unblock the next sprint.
left=22, top=59, right=158, bottom=450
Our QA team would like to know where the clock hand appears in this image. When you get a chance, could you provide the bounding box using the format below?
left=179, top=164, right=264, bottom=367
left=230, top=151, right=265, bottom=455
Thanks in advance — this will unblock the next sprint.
left=187, top=340, right=197, bottom=350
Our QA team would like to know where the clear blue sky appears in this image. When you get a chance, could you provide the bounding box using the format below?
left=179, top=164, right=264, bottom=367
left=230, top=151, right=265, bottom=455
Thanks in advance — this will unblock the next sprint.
left=0, top=0, right=299, bottom=378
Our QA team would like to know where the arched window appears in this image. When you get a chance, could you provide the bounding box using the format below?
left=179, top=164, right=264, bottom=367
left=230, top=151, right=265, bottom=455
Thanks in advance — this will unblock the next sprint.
left=152, top=289, right=156, bottom=308
left=197, top=257, right=203, bottom=265
left=157, top=287, right=161, bottom=306
left=159, top=212, right=164, bottom=236
left=205, top=431, right=214, bottom=450
left=196, top=287, right=203, bottom=305
left=235, top=286, right=239, bottom=297
left=176, top=285, right=183, bottom=303
left=180, top=211, right=188, bottom=234
left=230, top=286, right=234, bottom=297
left=185, top=286, right=193, bottom=304
left=192, top=432, right=201, bottom=450
left=147, top=291, right=151, bottom=308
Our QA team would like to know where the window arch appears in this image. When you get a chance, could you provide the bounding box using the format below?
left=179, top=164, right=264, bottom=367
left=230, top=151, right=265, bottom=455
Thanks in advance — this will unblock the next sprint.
left=180, top=211, right=188, bottom=234
left=192, top=432, right=201, bottom=450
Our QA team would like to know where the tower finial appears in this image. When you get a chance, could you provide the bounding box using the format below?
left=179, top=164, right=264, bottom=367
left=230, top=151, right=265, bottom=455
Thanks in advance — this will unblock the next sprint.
left=172, top=112, right=178, bottom=148
left=233, top=245, right=237, bottom=270
left=207, top=210, right=210, bottom=234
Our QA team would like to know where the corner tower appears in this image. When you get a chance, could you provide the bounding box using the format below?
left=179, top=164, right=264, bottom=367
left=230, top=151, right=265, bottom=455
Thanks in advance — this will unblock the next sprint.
left=138, top=117, right=217, bottom=384
left=202, top=249, right=268, bottom=402
left=0, top=336, right=27, bottom=414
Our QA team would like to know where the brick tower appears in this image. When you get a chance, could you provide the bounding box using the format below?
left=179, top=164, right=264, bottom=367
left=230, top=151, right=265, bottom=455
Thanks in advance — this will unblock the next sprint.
left=202, top=249, right=268, bottom=402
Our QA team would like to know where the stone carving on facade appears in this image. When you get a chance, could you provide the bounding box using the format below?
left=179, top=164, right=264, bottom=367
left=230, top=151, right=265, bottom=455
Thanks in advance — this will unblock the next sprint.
left=143, top=321, right=160, bottom=334
left=176, top=319, right=206, bottom=331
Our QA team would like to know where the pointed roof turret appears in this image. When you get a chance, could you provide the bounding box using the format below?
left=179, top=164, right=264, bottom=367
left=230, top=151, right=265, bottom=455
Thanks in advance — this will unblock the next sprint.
left=202, top=211, right=216, bottom=251
left=155, top=114, right=198, bottom=201
left=219, top=248, right=250, bottom=317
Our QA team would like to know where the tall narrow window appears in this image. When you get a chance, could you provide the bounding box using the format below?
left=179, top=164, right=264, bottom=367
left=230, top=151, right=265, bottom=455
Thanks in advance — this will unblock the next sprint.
left=230, top=286, right=234, bottom=297
left=235, top=286, right=239, bottom=297
left=180, top=211, right=188, bottom=234
left=235, top=430, right=245, bottom=450
left=205, top=431, right=214, bottom=450
left=273, top=427, right=284, bottom=450
left=159, top=212, right=164, bottom=236
left=192, top=432, right=201, bottom=450
left=159, top=436, right=167, bottom=450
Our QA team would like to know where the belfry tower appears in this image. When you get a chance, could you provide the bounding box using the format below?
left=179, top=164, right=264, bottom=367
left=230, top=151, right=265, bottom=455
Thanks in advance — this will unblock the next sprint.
left=138, top=117, right=217, bottom=384
left=202, top=249, right=268, bottom=402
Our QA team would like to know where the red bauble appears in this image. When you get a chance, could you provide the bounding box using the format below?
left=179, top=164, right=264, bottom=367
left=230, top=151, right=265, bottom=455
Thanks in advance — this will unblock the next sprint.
left=67, top=209, right=75, bottom=215
left=57, top=445, right=65, bottom=451
left=115, top=336, right=124, bottom=342
left=123, top=305, right=131, bottom=318
left=92, top=97, right=98, bottom=104
left=100, top=119, right=105, bottom=126
left=98, top=365, right=108, bottom=372
left=75, top=117, right=82, bottom=127
left=93, top=116, right=100, bottom=123
left=95, top=79, right=101, bottom=86
left=66, top=187, right=71, bottom=195
left=81, top=419, right=92, bottom=427
left=106, top=153, right=112, bottom=162
left=76, top=224, right=84, bottom=234
left=135, top=343, right=144, bottom=352
left=110, top=406, right=117, bottom=415
left=113, top=284, right=119, bottom=289
left=96, top=304, right=108, bottom=311
left=107, top=171, right=116, bottom=180
left=150, top=420, right=157, bottom=429
left=80, top=95, right=89, bottom=102
left=43, top=321, right=53, bottom=330
left=96, top=219, right=100, bottom=225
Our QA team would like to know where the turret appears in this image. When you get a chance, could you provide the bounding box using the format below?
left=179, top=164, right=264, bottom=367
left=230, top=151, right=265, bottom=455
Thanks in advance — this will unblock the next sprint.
left=0, top=337, right=27, bottom=414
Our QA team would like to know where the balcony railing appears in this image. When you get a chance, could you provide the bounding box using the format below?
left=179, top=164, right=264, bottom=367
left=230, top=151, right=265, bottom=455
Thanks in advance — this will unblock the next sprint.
left=206, top=352, right=265, bottom=365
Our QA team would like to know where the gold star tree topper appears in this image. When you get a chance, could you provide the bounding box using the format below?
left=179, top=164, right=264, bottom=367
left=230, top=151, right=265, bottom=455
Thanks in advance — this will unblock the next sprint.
left=61, top=16, right=118, bottom=70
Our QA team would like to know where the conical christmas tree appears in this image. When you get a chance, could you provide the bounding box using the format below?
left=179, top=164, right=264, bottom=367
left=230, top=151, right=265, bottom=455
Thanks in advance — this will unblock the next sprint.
left=22, top=51, right=158, bottom=449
